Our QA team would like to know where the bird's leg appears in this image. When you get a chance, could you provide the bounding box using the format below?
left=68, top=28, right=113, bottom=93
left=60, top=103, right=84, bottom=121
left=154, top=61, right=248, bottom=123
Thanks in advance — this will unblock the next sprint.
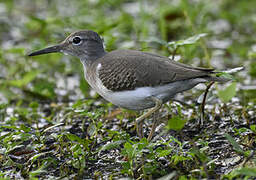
left=138, top=120, right=144, bottom=139
left=147, top=111, right=159, bottom=141
left=135, top=96, right=162, bottom=139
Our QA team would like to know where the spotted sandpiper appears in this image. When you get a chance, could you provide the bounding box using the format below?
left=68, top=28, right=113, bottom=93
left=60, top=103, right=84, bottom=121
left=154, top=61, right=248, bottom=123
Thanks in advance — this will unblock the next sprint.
left=28, top=30, right=229, bottom=140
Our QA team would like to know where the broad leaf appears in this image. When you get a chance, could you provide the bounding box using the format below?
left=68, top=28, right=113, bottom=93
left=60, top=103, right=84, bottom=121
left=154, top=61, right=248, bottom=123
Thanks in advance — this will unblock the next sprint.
left=167, top=115, right=187, bottom=131
left=217, top=82, right=237, bottom=103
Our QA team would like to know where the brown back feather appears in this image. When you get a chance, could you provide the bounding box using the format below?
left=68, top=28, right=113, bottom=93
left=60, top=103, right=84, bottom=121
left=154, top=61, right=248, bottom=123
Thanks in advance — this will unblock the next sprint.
left=96, top=50, right=214, bottom=91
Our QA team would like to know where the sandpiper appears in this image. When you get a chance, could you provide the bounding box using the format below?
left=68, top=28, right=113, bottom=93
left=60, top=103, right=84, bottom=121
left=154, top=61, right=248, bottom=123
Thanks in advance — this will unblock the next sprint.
left=28, top=30, right=229, bottom=140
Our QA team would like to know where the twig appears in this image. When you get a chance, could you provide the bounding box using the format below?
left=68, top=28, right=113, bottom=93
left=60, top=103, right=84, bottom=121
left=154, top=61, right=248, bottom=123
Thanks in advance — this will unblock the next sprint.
left=200, top=82, right=215, bottom=126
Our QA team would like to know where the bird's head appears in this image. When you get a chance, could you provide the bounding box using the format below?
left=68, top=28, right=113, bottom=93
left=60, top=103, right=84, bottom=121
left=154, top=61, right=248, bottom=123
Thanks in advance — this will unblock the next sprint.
left=28, top=30, right=105, bottom=62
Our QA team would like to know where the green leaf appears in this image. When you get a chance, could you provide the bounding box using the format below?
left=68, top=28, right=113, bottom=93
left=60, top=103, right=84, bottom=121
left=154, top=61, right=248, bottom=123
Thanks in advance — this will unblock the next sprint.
left=234, top=167, right=256, bottom=177
left=8, top=70, right=40, bottom=88
left=250, top=125, right=256, bottom=133
left=157, top=149, right=172, bottom=157
left=171, top=155, right=191, bottom=165
left=20, top=124, right=32, bottom=133
left=0, top=103, right=7, bottom=110
left=6, top=47, right=26, bottom=55
left=65, top=133, right=88, bottom=147
left=167, top=33, right=207, bottom=49
left=217, top=82, right=237, bottom=103
left=224, top=133, right=244, bottom=154
left=124, top=142, right=133, bottom=154
left=190, top=147, right=210, bottom=162
left=29, top=101, right=39, bottom=109
left=29, top=161, right=48, bottom=178
left=166, top=115, right=187, bottom=131
left=178, top=176, right=188, bottom=180
left=72, top=99, right=84, bottom=108
left=32, top=79, right=56, bottom=99
left=100, top=140, right=125, bottom=151
left=30, top=152, right=47, bottom=163
left=1, top=125, right=21, bottom=131
left=216, top=72, right=234, bottom=80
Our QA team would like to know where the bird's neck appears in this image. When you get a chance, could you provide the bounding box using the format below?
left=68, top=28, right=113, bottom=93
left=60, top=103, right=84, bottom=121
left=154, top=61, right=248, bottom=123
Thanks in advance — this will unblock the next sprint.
left=87, top=48, right=106, bottom=62
left=81, top=42, right=106, bottom=66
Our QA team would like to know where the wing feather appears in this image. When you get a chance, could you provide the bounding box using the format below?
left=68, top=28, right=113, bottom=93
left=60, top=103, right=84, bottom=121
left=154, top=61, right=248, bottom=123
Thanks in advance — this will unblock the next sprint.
left=97, top=50, right=214, bottom=91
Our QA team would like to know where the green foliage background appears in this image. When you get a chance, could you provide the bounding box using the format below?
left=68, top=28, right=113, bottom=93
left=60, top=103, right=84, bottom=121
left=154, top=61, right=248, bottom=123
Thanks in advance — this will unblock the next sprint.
left=0, top=0, right=255, bottom=103
left=0, top=0, right=255, bottom=179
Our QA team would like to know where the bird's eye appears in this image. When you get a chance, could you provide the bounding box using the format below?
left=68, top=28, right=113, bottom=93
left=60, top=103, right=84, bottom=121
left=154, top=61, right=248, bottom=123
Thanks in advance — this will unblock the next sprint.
left=72, top=36, right=82, bottom=45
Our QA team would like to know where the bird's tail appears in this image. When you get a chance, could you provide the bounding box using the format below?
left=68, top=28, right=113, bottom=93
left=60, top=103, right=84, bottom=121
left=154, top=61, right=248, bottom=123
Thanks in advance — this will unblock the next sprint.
left=208, top=76, right=231, bottom=83
left=208, top=66, right=244, bottom=83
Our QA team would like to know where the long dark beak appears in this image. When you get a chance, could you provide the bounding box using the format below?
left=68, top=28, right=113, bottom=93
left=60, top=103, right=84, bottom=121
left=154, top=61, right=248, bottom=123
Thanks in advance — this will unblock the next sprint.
left=28, top=44, right=63, bottom=56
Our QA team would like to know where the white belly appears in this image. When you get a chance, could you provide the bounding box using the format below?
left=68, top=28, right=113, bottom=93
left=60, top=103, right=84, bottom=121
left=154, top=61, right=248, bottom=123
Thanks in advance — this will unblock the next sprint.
left=91, top=78, right=207, bottom=110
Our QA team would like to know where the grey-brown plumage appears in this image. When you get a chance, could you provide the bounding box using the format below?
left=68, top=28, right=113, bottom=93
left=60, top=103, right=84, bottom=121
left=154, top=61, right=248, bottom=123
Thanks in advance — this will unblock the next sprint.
left=96, top=50, right=220, bottom=91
